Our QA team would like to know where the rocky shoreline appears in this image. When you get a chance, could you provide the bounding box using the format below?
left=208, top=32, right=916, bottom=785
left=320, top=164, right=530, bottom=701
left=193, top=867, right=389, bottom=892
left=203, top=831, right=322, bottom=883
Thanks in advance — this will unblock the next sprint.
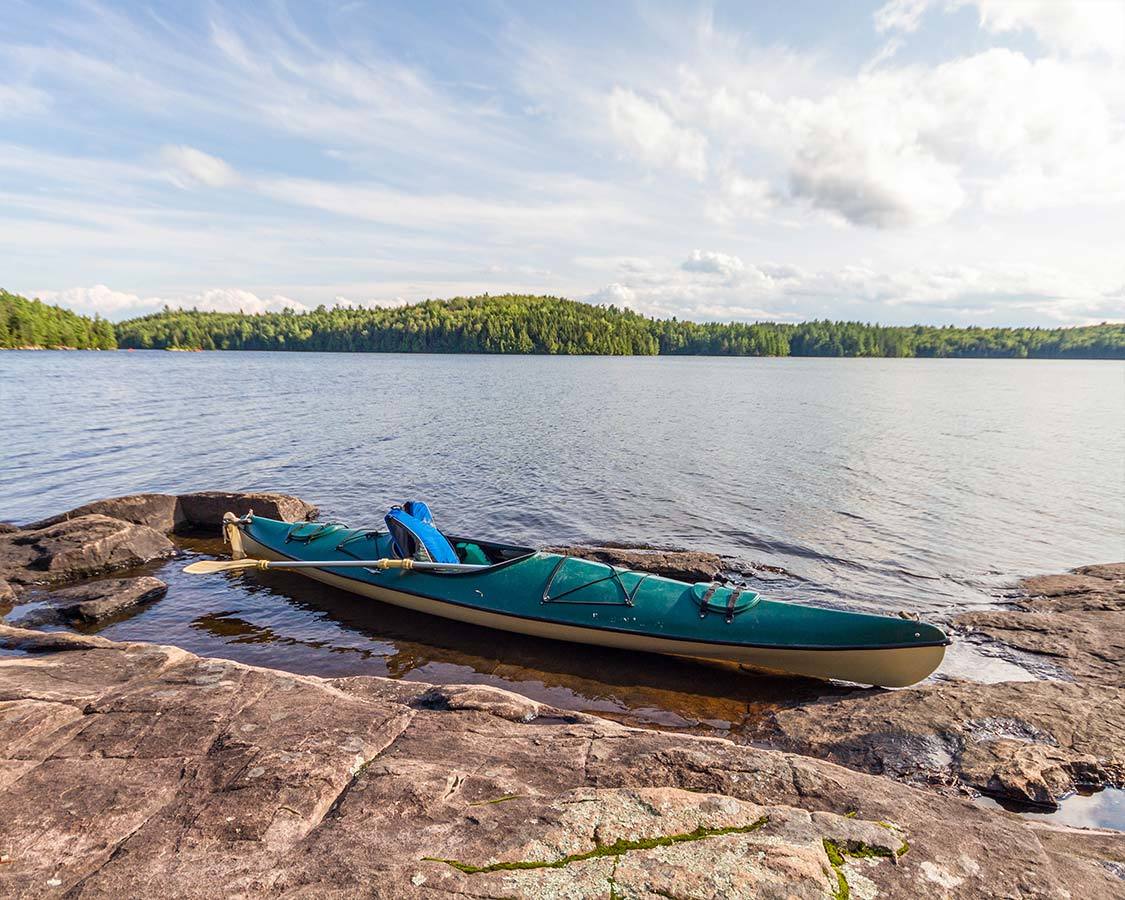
left=1, top=493, right=1123, bottom=897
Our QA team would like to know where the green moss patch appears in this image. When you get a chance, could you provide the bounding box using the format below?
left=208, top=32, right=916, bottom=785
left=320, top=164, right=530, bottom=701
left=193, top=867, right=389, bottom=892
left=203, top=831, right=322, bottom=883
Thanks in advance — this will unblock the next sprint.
left=823, top=832, right=909, bottom=899
left=467, top=794, right=522, bottom=806
left=423, top=815, right=769, bottom=875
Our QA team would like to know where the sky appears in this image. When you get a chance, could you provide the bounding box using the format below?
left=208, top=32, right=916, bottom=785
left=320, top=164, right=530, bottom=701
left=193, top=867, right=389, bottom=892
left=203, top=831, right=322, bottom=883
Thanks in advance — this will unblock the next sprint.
left=2, top=0, right=1124, bottom=326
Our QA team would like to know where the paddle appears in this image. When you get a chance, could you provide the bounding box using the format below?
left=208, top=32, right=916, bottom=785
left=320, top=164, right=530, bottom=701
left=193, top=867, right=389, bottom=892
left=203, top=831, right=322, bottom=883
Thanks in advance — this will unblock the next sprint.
left=183, top=557, right=489, bottom=575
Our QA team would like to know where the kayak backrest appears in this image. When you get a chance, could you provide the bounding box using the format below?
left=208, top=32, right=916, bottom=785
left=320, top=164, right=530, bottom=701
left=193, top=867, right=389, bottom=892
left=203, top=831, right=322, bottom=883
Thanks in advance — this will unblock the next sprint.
left=403, top=500, right=436, bottom=526
left=385, top=506, right=460, bottom=564
left=691, top=583, right=761, bottom=622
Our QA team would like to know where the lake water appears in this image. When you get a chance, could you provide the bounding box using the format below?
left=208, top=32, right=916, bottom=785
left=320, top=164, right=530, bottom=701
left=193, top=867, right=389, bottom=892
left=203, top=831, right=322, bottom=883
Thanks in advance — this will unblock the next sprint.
left=1, top=351, right=1123, bottom=738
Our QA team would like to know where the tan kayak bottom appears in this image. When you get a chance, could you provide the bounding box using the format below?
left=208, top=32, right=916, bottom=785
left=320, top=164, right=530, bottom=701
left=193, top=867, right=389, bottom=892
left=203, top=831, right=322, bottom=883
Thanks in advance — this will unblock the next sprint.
left=238, top=533, right=946, bottom=687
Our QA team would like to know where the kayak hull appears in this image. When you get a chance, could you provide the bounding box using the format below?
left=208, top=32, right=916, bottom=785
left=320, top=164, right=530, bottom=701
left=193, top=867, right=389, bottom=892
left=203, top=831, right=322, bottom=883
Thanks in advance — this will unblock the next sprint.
left=236, top=522, right=948, bottom=687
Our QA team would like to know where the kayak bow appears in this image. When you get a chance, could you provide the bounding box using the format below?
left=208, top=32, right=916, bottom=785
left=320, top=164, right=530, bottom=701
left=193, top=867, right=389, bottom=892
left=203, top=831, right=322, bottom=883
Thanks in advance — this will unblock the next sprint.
left=205, top=513, right=949, bottom=687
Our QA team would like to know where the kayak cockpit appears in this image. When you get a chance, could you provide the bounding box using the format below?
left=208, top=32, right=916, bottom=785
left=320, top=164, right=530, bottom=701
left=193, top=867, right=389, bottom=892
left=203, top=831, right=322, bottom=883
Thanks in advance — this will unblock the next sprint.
left=270, top=517, right=536, bottom=572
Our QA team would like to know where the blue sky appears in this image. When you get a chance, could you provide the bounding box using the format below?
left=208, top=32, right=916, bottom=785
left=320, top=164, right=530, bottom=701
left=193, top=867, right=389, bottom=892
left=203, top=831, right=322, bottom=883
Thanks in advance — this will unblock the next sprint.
left=2, top=0, right=1123, bottom=325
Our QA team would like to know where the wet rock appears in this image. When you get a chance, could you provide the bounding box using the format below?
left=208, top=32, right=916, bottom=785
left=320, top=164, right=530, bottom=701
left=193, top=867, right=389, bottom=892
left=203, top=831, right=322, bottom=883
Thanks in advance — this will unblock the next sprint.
left=544, top=545, right=724, bottom=582
left=1, top=624, right=1121, bottom=898
left=958, top=564, right=1125, bottom=687
left=26, top=494, right=183, bottom=533
left=1075, top=563, right=1125, bottom=581
left=11, top=576, right=168, bottom=626
left=752, top=679, right=1125, bottom=805
left=24, top=491, right=319, bottom=536
left=414, top=683, right=542, bottom=722
left=0, top=515, right=174, bottom=586
left=176, top=491, right=318, bottom=531
left=958, top=607, right=1125, bottom=686
left=746, top=563, right=1125, bottom=807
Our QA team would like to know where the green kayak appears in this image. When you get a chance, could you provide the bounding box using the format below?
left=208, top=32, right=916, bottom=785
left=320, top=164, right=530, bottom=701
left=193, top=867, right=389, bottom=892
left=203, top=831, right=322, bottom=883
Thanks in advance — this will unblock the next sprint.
left=222, top=513, right=949, bottom=687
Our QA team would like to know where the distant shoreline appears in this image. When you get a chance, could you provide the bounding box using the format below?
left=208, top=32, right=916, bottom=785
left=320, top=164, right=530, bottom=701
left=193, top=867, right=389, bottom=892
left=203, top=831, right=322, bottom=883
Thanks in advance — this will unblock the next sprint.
left=4, top=289, right=1124, bottom=359
left=5, top=347, right=1124, bottom=362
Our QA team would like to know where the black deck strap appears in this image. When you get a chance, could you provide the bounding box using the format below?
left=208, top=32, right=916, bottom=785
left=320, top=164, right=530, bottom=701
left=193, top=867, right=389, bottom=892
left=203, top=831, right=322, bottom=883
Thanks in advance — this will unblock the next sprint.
left=699, top=583, right=718, bottom=618
left=542, top=556, right=640, bottom=606
left=335, top=530, right=382, bottom=559
left=726, top=588, right=743, bottom=624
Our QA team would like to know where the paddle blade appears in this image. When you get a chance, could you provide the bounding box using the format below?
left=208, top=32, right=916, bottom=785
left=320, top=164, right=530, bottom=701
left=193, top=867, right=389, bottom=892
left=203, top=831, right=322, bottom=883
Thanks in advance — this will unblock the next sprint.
left=183, top=559, right=258, bottom=575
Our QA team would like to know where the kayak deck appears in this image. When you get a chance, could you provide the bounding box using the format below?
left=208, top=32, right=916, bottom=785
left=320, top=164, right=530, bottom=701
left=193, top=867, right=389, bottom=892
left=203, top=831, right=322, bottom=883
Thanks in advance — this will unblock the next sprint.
left=232, top=515, right=950, bottom=687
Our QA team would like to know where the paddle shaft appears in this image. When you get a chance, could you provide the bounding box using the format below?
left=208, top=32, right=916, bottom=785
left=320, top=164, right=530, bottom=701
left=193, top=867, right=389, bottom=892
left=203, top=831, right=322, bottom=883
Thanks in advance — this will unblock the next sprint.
left=255, top=558, right=486, bottom=571
left=183, top=556, right=489, bottom=575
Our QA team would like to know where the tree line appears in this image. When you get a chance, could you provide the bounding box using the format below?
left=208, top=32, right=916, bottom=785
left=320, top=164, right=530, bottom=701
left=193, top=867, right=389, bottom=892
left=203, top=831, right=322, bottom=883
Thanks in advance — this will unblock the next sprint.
left=3, top=289, right=1123, bottom=358
left=1, top=290, right=116, bottom=350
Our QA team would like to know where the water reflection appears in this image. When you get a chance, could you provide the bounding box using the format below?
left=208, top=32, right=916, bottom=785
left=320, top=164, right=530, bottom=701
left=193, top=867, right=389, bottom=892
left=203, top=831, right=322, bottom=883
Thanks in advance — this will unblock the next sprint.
left=81, top=536, right=847, bottom=735
left=976, top=788, right=1125, bottom=832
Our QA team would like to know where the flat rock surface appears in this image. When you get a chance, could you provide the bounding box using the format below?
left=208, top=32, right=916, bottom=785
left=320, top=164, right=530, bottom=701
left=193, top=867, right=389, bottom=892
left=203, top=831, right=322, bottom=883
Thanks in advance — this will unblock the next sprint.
left=27, top=494, right=184, bottom=533
left=0, top=515, right=175, bottom=586
left=1, top=625, right=1122, bottom=898
left=9, top=576, right=168, bottom=626
left=748, top=563, right=1125, bottom=807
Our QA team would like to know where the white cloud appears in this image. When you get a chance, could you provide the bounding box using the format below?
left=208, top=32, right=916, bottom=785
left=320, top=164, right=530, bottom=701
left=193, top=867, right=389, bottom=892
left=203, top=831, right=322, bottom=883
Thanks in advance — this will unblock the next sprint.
left=36, top=285, right=146, bottom=317
left=0, top=84, right=50, bottom=118
left=36, top=285, right=307, bottom=320
left=682, top=250, right=746, bottom=280
left=667, top=45, right=1124, bottom=225
left=160, top=145, right=239, bottom=188
left=874, top=0, right=933, bottom=34
left=256, top=175, right=641, bottom=235
left=876, top=1, right=1125, bottom=58
left=587, top=282, right=636, bottom=305
left=972, top=0, right=1125, bottom=58
left=185, top=288, right=308, bottom=314
left=591, top=255, right=1123, bottom=325
left=607, top=87, right=708, bottom=180
left=706, top=172, right=776, bottom=223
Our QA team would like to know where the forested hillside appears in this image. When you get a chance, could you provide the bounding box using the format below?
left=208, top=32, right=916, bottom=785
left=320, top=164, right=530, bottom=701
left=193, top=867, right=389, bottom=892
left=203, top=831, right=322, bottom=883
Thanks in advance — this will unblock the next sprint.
left=114, top=294, right=1124, bottom=358
left=0, top=290, right=116, bottom=349
left=3, top=289, right=1122, bottom=357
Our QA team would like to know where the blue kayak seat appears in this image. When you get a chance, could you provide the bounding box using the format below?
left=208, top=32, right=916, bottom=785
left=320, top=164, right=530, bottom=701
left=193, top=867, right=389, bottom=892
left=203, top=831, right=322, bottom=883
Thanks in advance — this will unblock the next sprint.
left=385, top=504, right=459, bottom=564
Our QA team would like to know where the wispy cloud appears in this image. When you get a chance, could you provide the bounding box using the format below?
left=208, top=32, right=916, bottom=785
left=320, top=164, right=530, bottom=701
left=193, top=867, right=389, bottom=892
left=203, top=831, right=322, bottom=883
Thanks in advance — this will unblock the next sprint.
left=0, top=1, right=1122, bottom=327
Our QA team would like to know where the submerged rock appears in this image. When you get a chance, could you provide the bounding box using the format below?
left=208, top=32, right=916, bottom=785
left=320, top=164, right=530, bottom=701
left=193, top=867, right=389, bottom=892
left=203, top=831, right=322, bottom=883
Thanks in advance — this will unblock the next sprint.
left=0, top=515, right=175, bottom=585
left=11, top=576, right=168, bottom=626
left=0, top=623, right=1120, bottom=898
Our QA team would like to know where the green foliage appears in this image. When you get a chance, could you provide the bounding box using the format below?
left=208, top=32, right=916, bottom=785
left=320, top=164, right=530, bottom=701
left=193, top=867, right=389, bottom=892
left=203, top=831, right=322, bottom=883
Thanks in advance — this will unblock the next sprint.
left=5, top=288, right=1123, bottom=358
left=115, top=295, right=661, bottom=355
left=0, top=289, right=116, bottom=350
left=114, top=294, right=1125, bottom=358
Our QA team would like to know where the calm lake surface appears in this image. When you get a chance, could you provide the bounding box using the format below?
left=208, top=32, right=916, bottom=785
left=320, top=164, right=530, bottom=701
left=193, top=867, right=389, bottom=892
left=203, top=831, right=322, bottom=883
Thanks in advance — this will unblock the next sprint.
left=2, top=351, right=1123, bottom=739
